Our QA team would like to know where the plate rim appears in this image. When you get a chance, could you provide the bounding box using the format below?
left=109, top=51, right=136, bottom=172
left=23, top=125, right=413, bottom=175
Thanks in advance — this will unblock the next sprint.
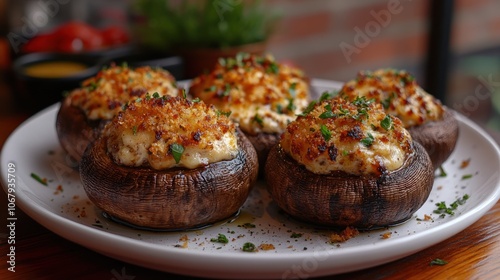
left=2, top=79, right=500, bottom=278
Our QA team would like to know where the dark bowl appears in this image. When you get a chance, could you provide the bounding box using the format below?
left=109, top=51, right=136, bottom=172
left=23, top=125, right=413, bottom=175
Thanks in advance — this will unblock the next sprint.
left=13, top=53, right=101, bottom=113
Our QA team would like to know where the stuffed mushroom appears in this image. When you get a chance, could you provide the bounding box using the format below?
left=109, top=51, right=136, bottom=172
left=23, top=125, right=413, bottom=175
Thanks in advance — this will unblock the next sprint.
left=56, top=64, right=179, bottom=163
left=189, top=53, right=311, bottom=171
left=265, top=96, right=434, bottom=228
left=80, top=95, right=259, bottom=230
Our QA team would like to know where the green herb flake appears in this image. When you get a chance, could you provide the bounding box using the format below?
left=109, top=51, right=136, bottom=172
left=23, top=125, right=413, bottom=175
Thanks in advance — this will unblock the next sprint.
left=242, top=242, right=257, bottom=252
left=380, top=115, right=393, bottom=130
left=433, top=194, right=470, bottom=217
left=152, top=92, right=160, bottom=98
left=192, top=97, right=201, bottom=103
left=181, top=89, right=187, bottom=99
left=298, top=101, right=317, bottom=116
left=360, top=133, right=374, bottom=147
left=253, top=114, right=264, bottom=126
left=132, top=126, right=138, bottom=135
left=216, top=110, right=232, bottom=117
left=290, top=232, right=303, bottom=238
left=31, top=172, right=48, bottom=186
left=287, top=98, right=296, bottom=112
left=210, top=233, right=229, bottom=244
left=205, top=85, right=217, bottom=92
left=170, top=143, right=185, bottom=164
left=319, top=91, right=337, bottom=102
left=381, top=93, right=395, bottom=109
left=352, top=96, right=374, bottom=108
left=266, top=62, right=279, bottom=74
left=430, top=258, right=448, bottom=266
left=461, top=174, right=473, bottom=180
left=438, top=166, right=447, bottom=177
left=289, top=82, right=297, bottom=97
left=320, top=124, right=332, bottom=142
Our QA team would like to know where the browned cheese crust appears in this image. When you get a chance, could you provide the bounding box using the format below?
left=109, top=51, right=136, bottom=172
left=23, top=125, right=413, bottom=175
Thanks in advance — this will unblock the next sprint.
left=189, top=53, right=311, bottom=169
left=56, top=65, right=179, bottom=163
left=340, top=69, right=459, bottom=169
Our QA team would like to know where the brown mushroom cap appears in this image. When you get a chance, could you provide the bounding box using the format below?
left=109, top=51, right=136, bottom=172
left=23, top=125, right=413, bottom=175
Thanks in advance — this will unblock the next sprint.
left=56, top=97, right=106, bottom=164
left=80, top=129, right=259, bottom=230
left=265, top=141, right=434, bottom=229
left=408, top=107, right=459, bottom=170
left=244, top=132, right=280, bottom=175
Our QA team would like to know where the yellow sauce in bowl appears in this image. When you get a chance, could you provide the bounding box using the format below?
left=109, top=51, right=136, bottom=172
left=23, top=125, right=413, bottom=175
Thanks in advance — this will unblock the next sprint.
left=24, top=61, right=89, bottom=78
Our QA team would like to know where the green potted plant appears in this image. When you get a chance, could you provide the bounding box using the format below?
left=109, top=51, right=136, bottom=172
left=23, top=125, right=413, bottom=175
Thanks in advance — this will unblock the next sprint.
left=133, top=0, right=279, bottom=78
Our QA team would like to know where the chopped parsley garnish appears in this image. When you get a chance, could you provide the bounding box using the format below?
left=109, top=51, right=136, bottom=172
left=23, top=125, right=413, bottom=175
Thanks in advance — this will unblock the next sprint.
left=266, top=62, right=279, bottom=74
left=430, top=258, right=448, bottom=266
left=152, top=92, right=160, bottom=98
left=319, top=91, right=337, bottom=102
left=217, top=83, right=231, bottom=97
left=290, top=232, right=303, bottom=238
left=242, top=242, right=257, bottom=252
left=181, top=88, right=187, bottom=99
left=253, top=114, right=264, bottom=126
left=381, top=93, right=395, bottom=109
left=170, top=143, right=184, bottom=164
left=216, top=110, right=232, bottom=117
left=360, top=133, right=374, bottom=147
left=298, top=100, right=317, bottom=116
left=287, top=98, right=296, bottom=112
left=205, top=85, right=217, bottom=92
left=31, top=172, right=47, bottom=186
left=192, top=97, right=201, bottom=103
left=87, top=81, right=98, bottom=91
left=320, top=125, right=332, bottom=141
left=352, top=96, right=374, bottom=107
left=319, top=104, right=335, bottom=119
left=461, top=174, right=473, bottom=180
left=338, top=106, right=350, bottom=117
left=380, top=115, right=393, bottom=130
left=289, top=82, right=297, bottom=97
left=132, top=126, right=138, bottom=135
left=210, top=233, right=229, bottom=244
left=438, top=166, right=447, bottom=177
left=433, top=194, right=470, bottom=217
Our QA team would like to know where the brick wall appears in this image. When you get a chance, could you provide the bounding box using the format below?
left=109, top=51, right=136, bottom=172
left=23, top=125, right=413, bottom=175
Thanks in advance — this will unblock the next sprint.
left=266, top=0, right=500, bottom=98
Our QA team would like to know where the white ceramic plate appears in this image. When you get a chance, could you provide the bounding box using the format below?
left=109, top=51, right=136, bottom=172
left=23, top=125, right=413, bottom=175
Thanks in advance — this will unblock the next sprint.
left=2, top=80, right=500, bottom=279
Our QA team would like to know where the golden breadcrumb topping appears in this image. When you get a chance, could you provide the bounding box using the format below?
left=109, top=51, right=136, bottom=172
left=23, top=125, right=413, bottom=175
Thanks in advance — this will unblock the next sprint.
left=340, top=69, right=444, bottom=127
left=68, top=65, right=179, bottom=120
left=189, top=53, right=310, bottom=135
left=281, top=96, right=413, bottom=176
left=103, top=95, right=238, bottom=170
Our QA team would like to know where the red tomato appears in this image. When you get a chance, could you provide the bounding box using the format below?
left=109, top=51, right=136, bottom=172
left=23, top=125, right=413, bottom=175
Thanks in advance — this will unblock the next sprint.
left=52, top=21, right=104, bottom=52
left=22, top=33, right=55, bottom=53
left=100, top=26, right=130, bottom=47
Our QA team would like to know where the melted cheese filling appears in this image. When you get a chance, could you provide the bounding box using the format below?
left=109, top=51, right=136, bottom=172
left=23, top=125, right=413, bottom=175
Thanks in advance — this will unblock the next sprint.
left=281, top=97, right=413, bottom=176
left=189, top=54, right=310, bottom=135
left=104, top=97, right=238, bottom=170
left=341, top=69, right=444, bottom=127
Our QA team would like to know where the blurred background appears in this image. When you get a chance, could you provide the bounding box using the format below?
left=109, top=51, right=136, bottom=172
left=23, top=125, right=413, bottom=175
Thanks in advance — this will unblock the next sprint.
left=0, top=0, right=499, bottom=138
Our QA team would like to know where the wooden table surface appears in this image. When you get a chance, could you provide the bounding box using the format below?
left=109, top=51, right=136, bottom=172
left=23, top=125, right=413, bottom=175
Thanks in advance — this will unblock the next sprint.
left=1, top=95, right=500, bottom=280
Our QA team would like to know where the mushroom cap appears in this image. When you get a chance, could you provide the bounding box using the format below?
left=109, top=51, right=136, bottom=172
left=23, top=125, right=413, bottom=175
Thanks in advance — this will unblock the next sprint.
left=264, top=141, right=434, bottom=229
left=80, top=129, right=259, bottom=230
